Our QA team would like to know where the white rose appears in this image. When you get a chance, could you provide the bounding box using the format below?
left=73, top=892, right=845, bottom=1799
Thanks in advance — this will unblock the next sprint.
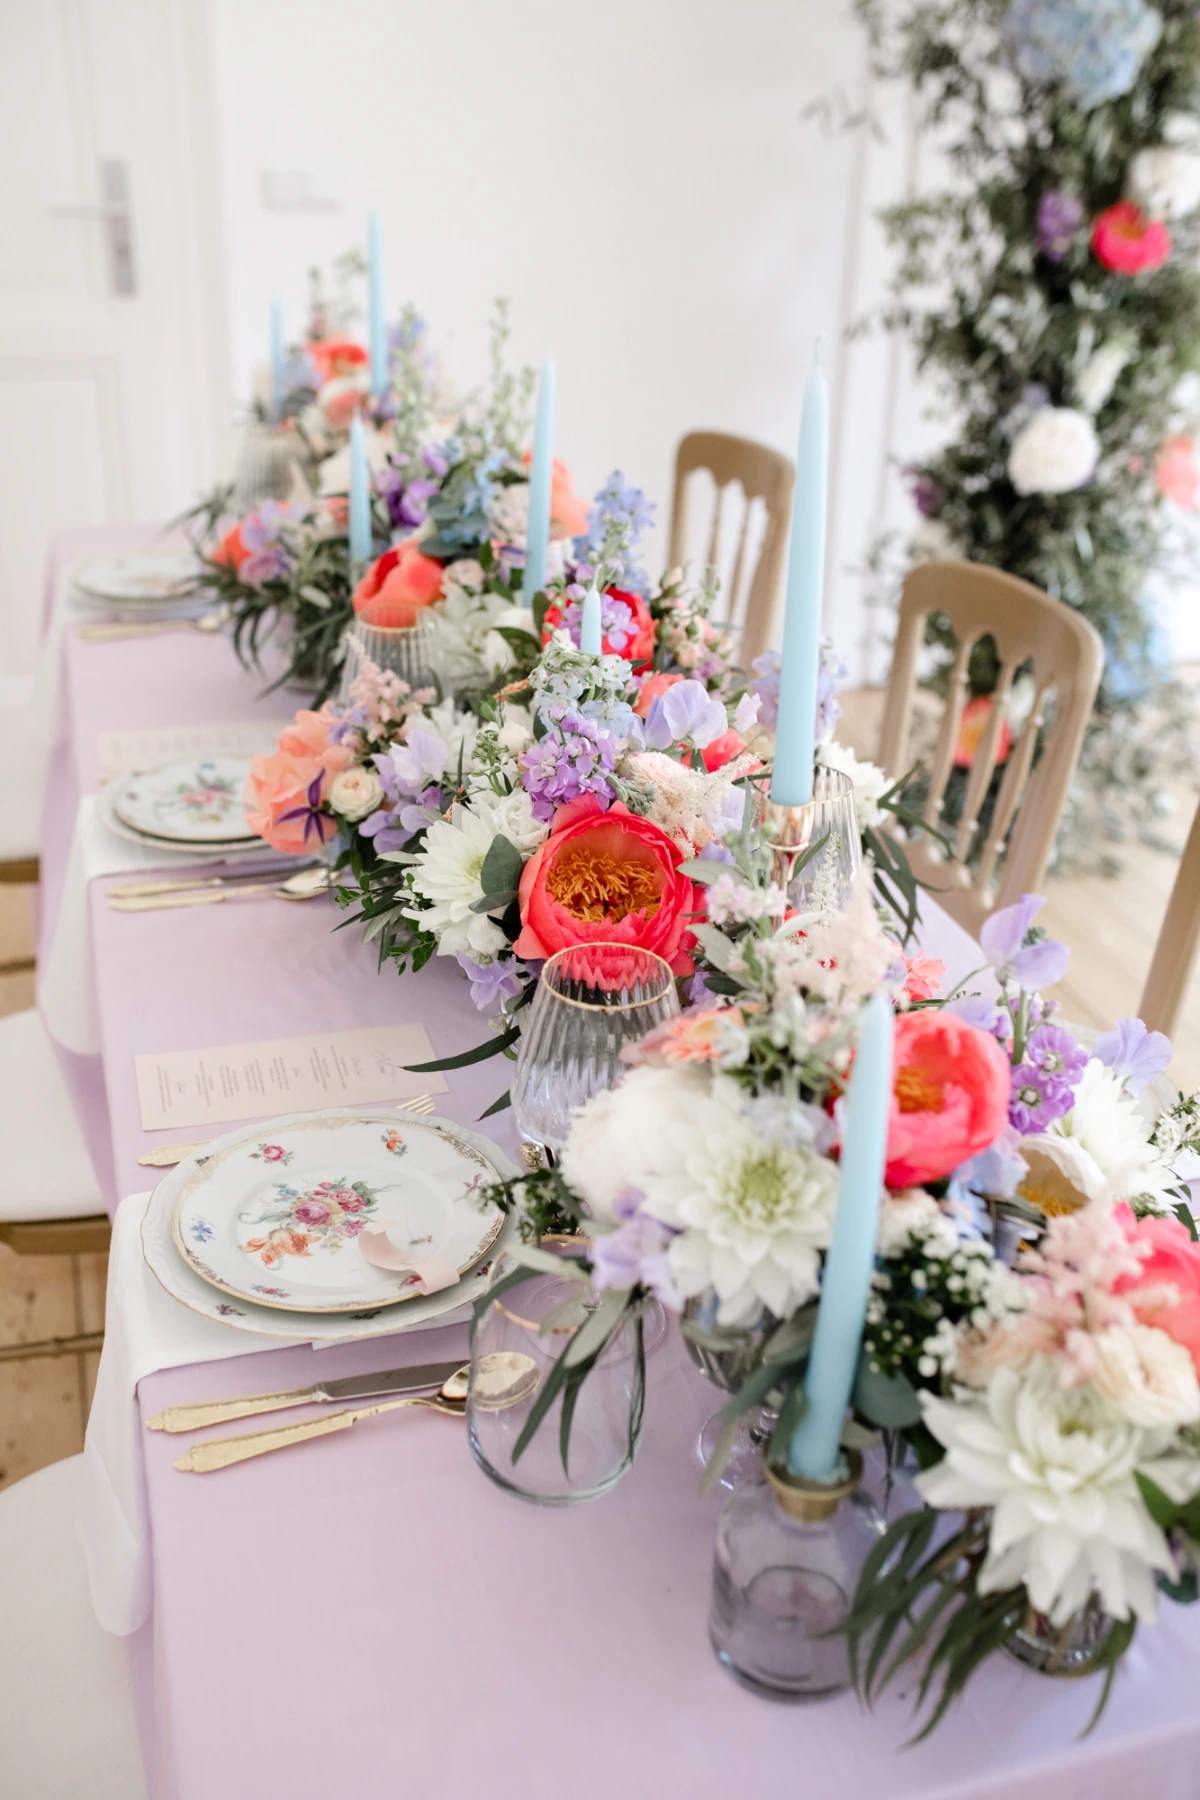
left=443, top=558, right=485, bottom=594
left=487, top=787, right=547, bottom=857
left=1129, top=144, right=1200, bottom=219
left=326, top=766, right=384, bottom=822
left=818, top=741, right=889, bottom=829
left=1090, top=1324, right=1200, bottom=1429
left=1007, top=407, right=1099, bottom=496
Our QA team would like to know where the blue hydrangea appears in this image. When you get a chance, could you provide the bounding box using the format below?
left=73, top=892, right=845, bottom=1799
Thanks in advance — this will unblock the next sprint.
left=1005, top=0, right=1161, bottom=110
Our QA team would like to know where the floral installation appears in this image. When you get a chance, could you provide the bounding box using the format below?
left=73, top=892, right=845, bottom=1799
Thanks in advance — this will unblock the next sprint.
left=855, top=0, right=1200, bottom=866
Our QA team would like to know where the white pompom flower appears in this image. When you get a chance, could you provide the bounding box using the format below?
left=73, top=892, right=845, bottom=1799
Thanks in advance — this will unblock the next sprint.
left=1129, top=140, right=1200, bottom=220
left=1008, top=407, right=1100, bottom=496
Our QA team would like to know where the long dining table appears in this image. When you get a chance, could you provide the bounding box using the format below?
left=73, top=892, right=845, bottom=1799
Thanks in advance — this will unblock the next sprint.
left=37, top=526, right=1200, bottom=1800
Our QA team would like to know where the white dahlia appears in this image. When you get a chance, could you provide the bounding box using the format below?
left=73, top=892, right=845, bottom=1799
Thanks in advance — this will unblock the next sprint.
left=1008, top=407, right=1099, bottom=496
left=406, top=790, right=545, bottom=959
left=917, top=1360, right=1179, bottom=1625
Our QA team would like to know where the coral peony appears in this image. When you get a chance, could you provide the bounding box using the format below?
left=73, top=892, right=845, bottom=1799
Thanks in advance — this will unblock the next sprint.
left=953, top=696, right=1013, bottom=770
left=307, top=337, right=368, bottom=382
left=885, top=1010, right=1011, bottom=1188
left=541, top=585, right=656, bottom=666
left=353, top=540, right=445, bottom=628
left=214, top=523, right=249, bottom=572
left=1092, top=201, right=1171, bottom=275
left=244, top=708, right=353, bottom=855
left=1155, top=435, right=1200, bottom=510
left=513, top=795, right=700, bottom=975
left=1114, top=1204, right=1200, bottom=1376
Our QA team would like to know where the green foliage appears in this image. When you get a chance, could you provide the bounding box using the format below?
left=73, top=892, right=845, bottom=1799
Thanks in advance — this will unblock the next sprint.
left=856, top=0, right=1200, bottom=859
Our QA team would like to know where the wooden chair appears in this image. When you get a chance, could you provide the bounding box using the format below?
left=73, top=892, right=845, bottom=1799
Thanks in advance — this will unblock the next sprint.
left=1138, top=796, right=1200, bottom=1040
left=0, top=675, right=40, bottom=970
left=877, top=560, right=1104, bottom=940
left=667, top=432, right=793, bottom=668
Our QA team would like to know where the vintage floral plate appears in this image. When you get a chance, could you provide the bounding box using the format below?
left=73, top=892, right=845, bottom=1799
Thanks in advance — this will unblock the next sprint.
left=72, top=551, right=201, bottom=607
left=140, top=1130, right=517, bottom=1343
left=164, top=1109, right=508, bottom=1314
left=111, top=758, right=258, bottom=844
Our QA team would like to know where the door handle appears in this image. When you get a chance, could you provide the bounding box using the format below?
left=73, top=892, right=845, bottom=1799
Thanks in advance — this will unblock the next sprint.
left=49, top=158, right=136, bottom=297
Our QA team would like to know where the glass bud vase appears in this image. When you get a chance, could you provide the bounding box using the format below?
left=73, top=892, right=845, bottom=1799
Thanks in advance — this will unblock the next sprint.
left=1006, top=1596, right=1114, bottom=1677
left=710, top=1452, right=884, bottom=1701
left=467, top=1245, right=645, bottom=1506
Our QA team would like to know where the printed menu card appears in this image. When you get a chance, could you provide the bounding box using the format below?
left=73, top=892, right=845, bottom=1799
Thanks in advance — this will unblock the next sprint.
left=135, top=1024, right=448, bottom=1131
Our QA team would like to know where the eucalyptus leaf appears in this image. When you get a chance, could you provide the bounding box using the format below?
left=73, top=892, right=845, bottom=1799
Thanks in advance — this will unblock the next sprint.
left=563, top=1286, right=631, bottom=1368
left=479, top=835, right=525, bottom=898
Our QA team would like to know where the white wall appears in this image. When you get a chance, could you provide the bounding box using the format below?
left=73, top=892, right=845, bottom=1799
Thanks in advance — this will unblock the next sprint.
left=207, top=0, right=922, bottom=684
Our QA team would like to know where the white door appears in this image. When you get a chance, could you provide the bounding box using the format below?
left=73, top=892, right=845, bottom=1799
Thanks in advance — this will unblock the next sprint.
left=0, top=0, right=231, bottom=677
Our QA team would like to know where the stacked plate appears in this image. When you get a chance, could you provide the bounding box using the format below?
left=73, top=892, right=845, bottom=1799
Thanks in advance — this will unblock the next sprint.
left=72, top=551, right=205, bottom=618
left=101, top=756, right=262, bottom=857
left=141, top=1108, right=518, bottom=1341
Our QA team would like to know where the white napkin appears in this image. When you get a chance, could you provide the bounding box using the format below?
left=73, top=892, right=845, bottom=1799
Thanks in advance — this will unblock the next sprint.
left=38, top=796, right=282, bottom=1056
left=78, top=1191, right=473, bottom=1637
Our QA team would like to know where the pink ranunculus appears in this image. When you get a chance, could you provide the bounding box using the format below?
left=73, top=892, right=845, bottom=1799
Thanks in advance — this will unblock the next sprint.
left=1114, top=1204, right=1200, bottom=1376
left=634, top=671, right=683, bottom=719
left=1156, top=435, right=1200, bottom=510
left=353, top=539, right=445, bottom=629
left=885, top=1010, right=1011, bottom=1189
left=244, top=706, right=353, bottom=855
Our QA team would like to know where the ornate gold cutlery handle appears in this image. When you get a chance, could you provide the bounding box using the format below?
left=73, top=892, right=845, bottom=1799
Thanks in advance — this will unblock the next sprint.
left=148, top=1386, right=323, bottom=1433
left=173, top=1395, right=461, bottom=1473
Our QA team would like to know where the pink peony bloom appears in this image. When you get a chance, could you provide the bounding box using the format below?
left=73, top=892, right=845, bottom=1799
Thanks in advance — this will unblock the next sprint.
left=885, top=1010, right=1011, bottom=1188
left=1156, top=435, right=1200, bottom=510
left=1115, top=1204, right=1200, bottom=1376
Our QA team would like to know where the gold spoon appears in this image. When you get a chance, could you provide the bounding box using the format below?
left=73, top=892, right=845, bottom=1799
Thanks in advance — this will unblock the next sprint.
left=173, top=1354, right=539, bottom=1474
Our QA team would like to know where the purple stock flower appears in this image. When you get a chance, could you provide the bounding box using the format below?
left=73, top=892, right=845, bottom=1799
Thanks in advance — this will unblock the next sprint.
left=555, top=588, right=639, bottom=653
left=1093, top=1016, right=1173, bottom=1094
left=519, top=715, right=618, bottom=821
left=239, top=547, right=293, bottom=588
left=979, top=894, right=1070, bottom=990
left=644, top=679, right=727, bottom=751
left=1037, top=191, right=1084, bottom=261
left=906, top=468, right=945, bottom=517
left=454, top=951, right=525, bottom=1012
left=1007, top=1024, right=1087, bottom=1132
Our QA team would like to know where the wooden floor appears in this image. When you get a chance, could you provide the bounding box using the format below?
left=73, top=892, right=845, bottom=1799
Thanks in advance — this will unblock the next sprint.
left=0, top=693, right=1196, bottom=1490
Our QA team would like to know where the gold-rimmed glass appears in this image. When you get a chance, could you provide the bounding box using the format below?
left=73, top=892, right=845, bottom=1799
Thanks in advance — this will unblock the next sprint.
left=762, top=767, right=861, bottom=916
left=337, top=617, right=445, bottom=703
left=510, top=944, right=680, bottom=1156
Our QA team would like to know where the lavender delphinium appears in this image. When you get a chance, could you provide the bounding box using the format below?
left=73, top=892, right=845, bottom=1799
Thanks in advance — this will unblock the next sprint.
left=578, top=472, right=656, bottom=596
left=519, top=713, right=619, bottom=821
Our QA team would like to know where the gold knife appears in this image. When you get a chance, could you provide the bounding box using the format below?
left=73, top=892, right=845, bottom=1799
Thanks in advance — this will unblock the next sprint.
left=173, top=1392, right=466, bottom=1472
left=148, top=1356, right=468, bottom=1434
left=136, top=1094, right=437, bottom=1167
left=108, top=865, right=314, bottom=899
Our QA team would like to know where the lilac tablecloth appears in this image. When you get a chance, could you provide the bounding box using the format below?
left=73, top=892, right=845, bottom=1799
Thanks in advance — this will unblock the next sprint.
left=45, top=525, right=1200, bottom=1800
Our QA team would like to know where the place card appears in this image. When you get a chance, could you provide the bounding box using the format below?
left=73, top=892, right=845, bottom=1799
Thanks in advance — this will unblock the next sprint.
left=98, top=720, right=291, bottom=779
left=134, top=1025, right=449, bottom=1131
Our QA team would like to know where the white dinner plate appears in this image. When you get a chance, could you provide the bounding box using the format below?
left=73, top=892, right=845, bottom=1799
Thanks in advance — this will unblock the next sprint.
left=111, top=758, right=258, bottom=845
left=72, top=552, right=201, bottom=607
left=166, top=1109, right=508, bottom=1314
left=96, top=780, right=270, bottom=861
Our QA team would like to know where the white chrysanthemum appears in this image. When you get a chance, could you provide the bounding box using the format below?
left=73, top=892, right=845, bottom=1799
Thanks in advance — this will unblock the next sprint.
left=1008, top=407, right=1099, bottom=496
left=432, top=587, right=514, bottom=688
left=1074, top=341, right=1131, bottom=414
left=916, top=1360, right=1179, bottom=1625
left=562, top=1066, right=838, bottom=1323
left=422, top=697, right=479, bottom=776
left=818, top=741, right=889, bottom=830
left=407, top=790, right=546, bottom=959
left=1019, top=1058, right=1177, bottom=1214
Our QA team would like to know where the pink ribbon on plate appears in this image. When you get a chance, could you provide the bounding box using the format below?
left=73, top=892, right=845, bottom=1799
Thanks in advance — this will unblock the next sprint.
left=357, top=1223, right=459, bottom=1295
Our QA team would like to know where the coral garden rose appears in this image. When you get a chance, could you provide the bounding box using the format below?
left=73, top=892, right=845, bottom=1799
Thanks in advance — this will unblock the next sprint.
left=885, top=1009, right=1011, bottom=1188
left=512, top=795, right=700, bottom=975
left=214, top=522, right=249, bottom=572
left=353, top=539, right=445, bottom=628
left=519, top=453, right=590, bottom=539
left=1114, top=1203, right=1200, bottom=1376
left=953, top=695, right=1012, bottom=770
left=1155, top=434, right=1200, bottom=510
left=307, top=337, right=368, bottom=382
left=1091, top=200, right=1171, bottom=275
left=244, top=708, right=353, bottom=855
left=541, top=586, right=656, bottom=666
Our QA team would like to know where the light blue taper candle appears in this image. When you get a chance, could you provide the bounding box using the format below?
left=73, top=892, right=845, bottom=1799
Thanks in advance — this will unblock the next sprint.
left=524, top=360, right=555, bottom=604
left=770, top=348, right=829, bottom=808
left=367, top=212, right=387, bottom=398
left=270, top=301, right=285, bottom=418
left=580, top=582, right=602, bottom=655
left=789, top=990, right=893, bottom=1482
left=349, top=412, right=372, bottom=566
